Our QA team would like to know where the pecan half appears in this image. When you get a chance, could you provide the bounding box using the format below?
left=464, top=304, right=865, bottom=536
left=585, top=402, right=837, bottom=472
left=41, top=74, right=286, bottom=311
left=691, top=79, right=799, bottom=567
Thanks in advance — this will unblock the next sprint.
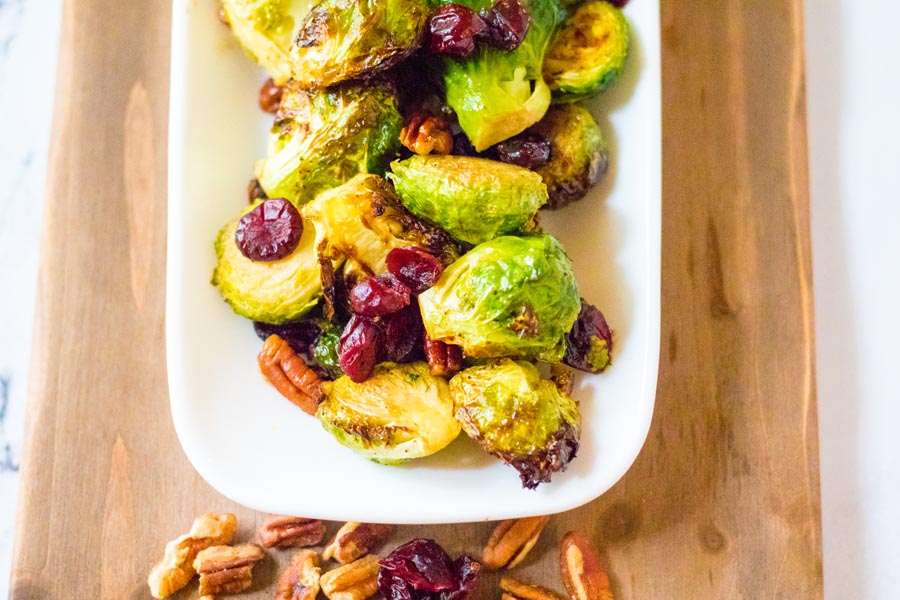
left=277, top=549, right=322, bottom=600
left=259, top=515, right=325, bottom=549
left=259, top=334, right=325, bottom=415
left=400, top=113, right=453, bottom=156
left=193, top=544, right=265, bottom=596
left=500, top=577, right=565, bottom=600
left=424, top=336, right=463, bottom=377
left=483, top=516, right=550, bottom=570
left=322, top=522, right=394, bottom=564
left=320, top=554, right=381, bottom=600
left=147, top=512, right=238, bottom=598
left=559, top=531, right=613, bottom=600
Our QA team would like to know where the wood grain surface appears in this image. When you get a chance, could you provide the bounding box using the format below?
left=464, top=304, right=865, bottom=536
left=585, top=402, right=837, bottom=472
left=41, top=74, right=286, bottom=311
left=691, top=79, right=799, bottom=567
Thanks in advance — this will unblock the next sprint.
left=10, top=0, right=822, bottom=598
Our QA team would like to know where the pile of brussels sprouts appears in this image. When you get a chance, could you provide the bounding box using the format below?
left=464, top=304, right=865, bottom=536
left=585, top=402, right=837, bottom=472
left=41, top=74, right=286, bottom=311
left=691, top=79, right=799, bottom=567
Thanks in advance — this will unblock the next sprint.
left=213, top=0, right=631, bottom=488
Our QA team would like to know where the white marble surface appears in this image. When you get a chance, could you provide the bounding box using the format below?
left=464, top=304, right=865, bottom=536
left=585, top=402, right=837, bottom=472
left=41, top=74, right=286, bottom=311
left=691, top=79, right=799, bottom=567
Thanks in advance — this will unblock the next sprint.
left=0, top=0, right=62, bottom=597
left=1, top=1, right=899, bottom=597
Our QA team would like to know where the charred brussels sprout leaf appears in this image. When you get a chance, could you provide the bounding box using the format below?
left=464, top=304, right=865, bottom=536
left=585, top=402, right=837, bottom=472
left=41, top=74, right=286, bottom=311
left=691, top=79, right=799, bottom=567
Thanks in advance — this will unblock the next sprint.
left=450, top=359, right=580, bottom=488
left=258, top=83, right=402, bottom=206
left=443, top=0, right=565, bottom=151
left=544, top=0, right=629, bottom=103
left=418, top=234, right=580, bottom=362
left=530, top=104, right=608, bottom=209
left=221, top=0, right=312, bottom=84
left=317, top=362, right=461, bottom=462
left=290, top=0, right=429, bottom=88
left=312, top=320, right=345, bottom=379
left=301, top=174, right=459, bottom=284
left=388, top=155, right=547, bottom=245
left=212, top=201, right=322, bottom=324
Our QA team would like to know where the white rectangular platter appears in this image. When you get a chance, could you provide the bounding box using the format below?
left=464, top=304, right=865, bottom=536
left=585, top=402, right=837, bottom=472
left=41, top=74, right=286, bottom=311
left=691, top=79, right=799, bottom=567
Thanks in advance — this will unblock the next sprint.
left=167, top=0, right=660, bottom=523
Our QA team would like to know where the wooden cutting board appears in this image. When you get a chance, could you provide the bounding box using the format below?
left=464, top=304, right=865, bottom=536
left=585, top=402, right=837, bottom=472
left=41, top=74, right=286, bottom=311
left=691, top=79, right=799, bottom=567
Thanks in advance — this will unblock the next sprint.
left=10, top=0, right=822, bottom=598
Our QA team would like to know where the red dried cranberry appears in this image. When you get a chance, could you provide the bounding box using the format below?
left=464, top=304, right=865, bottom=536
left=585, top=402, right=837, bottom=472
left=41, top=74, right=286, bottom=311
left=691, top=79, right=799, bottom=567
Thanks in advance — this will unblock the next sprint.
left=607, top=0, right=629, bottom=7
left=380, top=303, right=424, bottom=362
left=493, top=133, right=551, bottom=169
left=378, top=539, right=481, bottom=600
left=481, top=0, right=530, bottom=51
left=235, top=198, right=303, bottom=262
left=386, top=247, right=444, bottom=294
left=349, top=274, right=412, bottom=317
left=563, top=300, right=613, bottom=373
left=339, top=316, right=383, bottom=382
left=428, top=4, right=487, bottom=59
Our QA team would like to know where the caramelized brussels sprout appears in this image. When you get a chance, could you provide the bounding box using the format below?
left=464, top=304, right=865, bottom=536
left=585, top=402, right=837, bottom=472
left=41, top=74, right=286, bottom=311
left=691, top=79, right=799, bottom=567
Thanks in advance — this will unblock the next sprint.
left=290, top=0, right=429, bottom=88
left=443, top=0, right=565, bottom=151
left=257, top=83, right=402, bottom=206
left=221, top=0, right=312, bottom=84
left=530, top=104, right=608, bottom=209
left=212, top=201, right=322, bottom=324
left=317, top=362, right=461, bottom=462
left=543, top=0, right=629, bottom=102
left=418, top=234, right=580, bottom=362
left=388, top=155, right=547, bottom=245
left=450, top=359, right=580, bottom=488
left=300, top=174, right=458, bottom=283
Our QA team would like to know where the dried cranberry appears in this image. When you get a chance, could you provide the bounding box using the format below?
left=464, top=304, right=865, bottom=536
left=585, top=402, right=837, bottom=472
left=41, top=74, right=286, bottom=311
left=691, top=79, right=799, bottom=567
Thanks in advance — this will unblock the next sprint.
left=339, top=316, right=383, bottom=382
left=386, top=247, right=444, bottom=294
left=235, top=198, right=303, bottom=262
left=378, top=539, right=481, bottom=600
left=481, top=0, right=530, bottom=51
left=493, top=133, right=551, bottom=169
left=563, top=300, right=613, bottom=373
left=258, top=77, right=284, bottom=114
left=349, top=274, right=412, bottom=317
left=428, top=4, right=487, bottom=59
left=451, top=132, right=479, bottom=157
left=380, top=303, right=424, bottom=362
left=607, top=0, right=629, bottom=7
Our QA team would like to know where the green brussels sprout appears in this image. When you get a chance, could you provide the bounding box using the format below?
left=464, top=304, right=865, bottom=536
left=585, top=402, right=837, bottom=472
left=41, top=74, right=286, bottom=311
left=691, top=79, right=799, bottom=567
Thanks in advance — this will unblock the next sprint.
left=418, top=234, right=580, bottom=362
left=443, top=0, right=565, bottom=151
left=529, top=104, right=608, bottom=209
left=290, top=0, right=429, bottom=89
left=317, top=362, right=461, bottom=462
left=450, top=359, right=580, bottom=488
left=543, top=0, right=630, bottom=103
left=221, top=0, right=312, bottom=84
left=257, top=83, right=402, bottom=206
left=301, top=174, right=458, bottom=283
left=312, top=321, right=344, bottom=379
left=212, top=202, right=322, bottom=324
left=387, top=155, right=547, bottom=245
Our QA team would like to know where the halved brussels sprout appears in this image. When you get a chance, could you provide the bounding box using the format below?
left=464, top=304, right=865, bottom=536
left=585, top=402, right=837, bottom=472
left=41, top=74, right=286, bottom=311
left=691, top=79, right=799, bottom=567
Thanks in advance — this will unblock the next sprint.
left=388, top=155, right=547, bottom=245
left=443, top=0, right=565, bottom=151
left=543, top=0, right=630, bottom=103
left=317, top=362, right=461, bottom=462
left=530, top=104, right=608, bottom=209
left=418, top=234, right=580, bottom=362
left=212, top=202, right=322, bottom=324
left=301, top=174, right=458, bottom=283
left=290, top=0, right=429, bottom=89
left=221, top=0, right=312, bottom=84
left=258, top=83, right=402, bottom=206
left=450, top=359, right=580, bottom=488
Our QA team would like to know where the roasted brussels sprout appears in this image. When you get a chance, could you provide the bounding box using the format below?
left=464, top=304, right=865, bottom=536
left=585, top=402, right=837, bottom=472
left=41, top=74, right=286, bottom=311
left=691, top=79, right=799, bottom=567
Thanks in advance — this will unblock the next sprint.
left=212, top=202, right=322, bottom=324
left=290, top=0, right=429, bottom=89
left=388, top=155, right=547, bottom=245
left=257, top=83, right=402, bottom=206
left=450, top=359, right=580, bottom=488
left=443, top=0, right=565, bottom=151
left=418, top=234, right=580, bottom=362
left=221, top=0, right=312, bottom=84
left=543, top=0, right=630, bottom=102
left=530, top=104, right=608, bottom=209
left=317, top=362, right=461, bottom=462
left=301, top=174, right=458, bottom=283
left=311, top=320, right=345, bottom=379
